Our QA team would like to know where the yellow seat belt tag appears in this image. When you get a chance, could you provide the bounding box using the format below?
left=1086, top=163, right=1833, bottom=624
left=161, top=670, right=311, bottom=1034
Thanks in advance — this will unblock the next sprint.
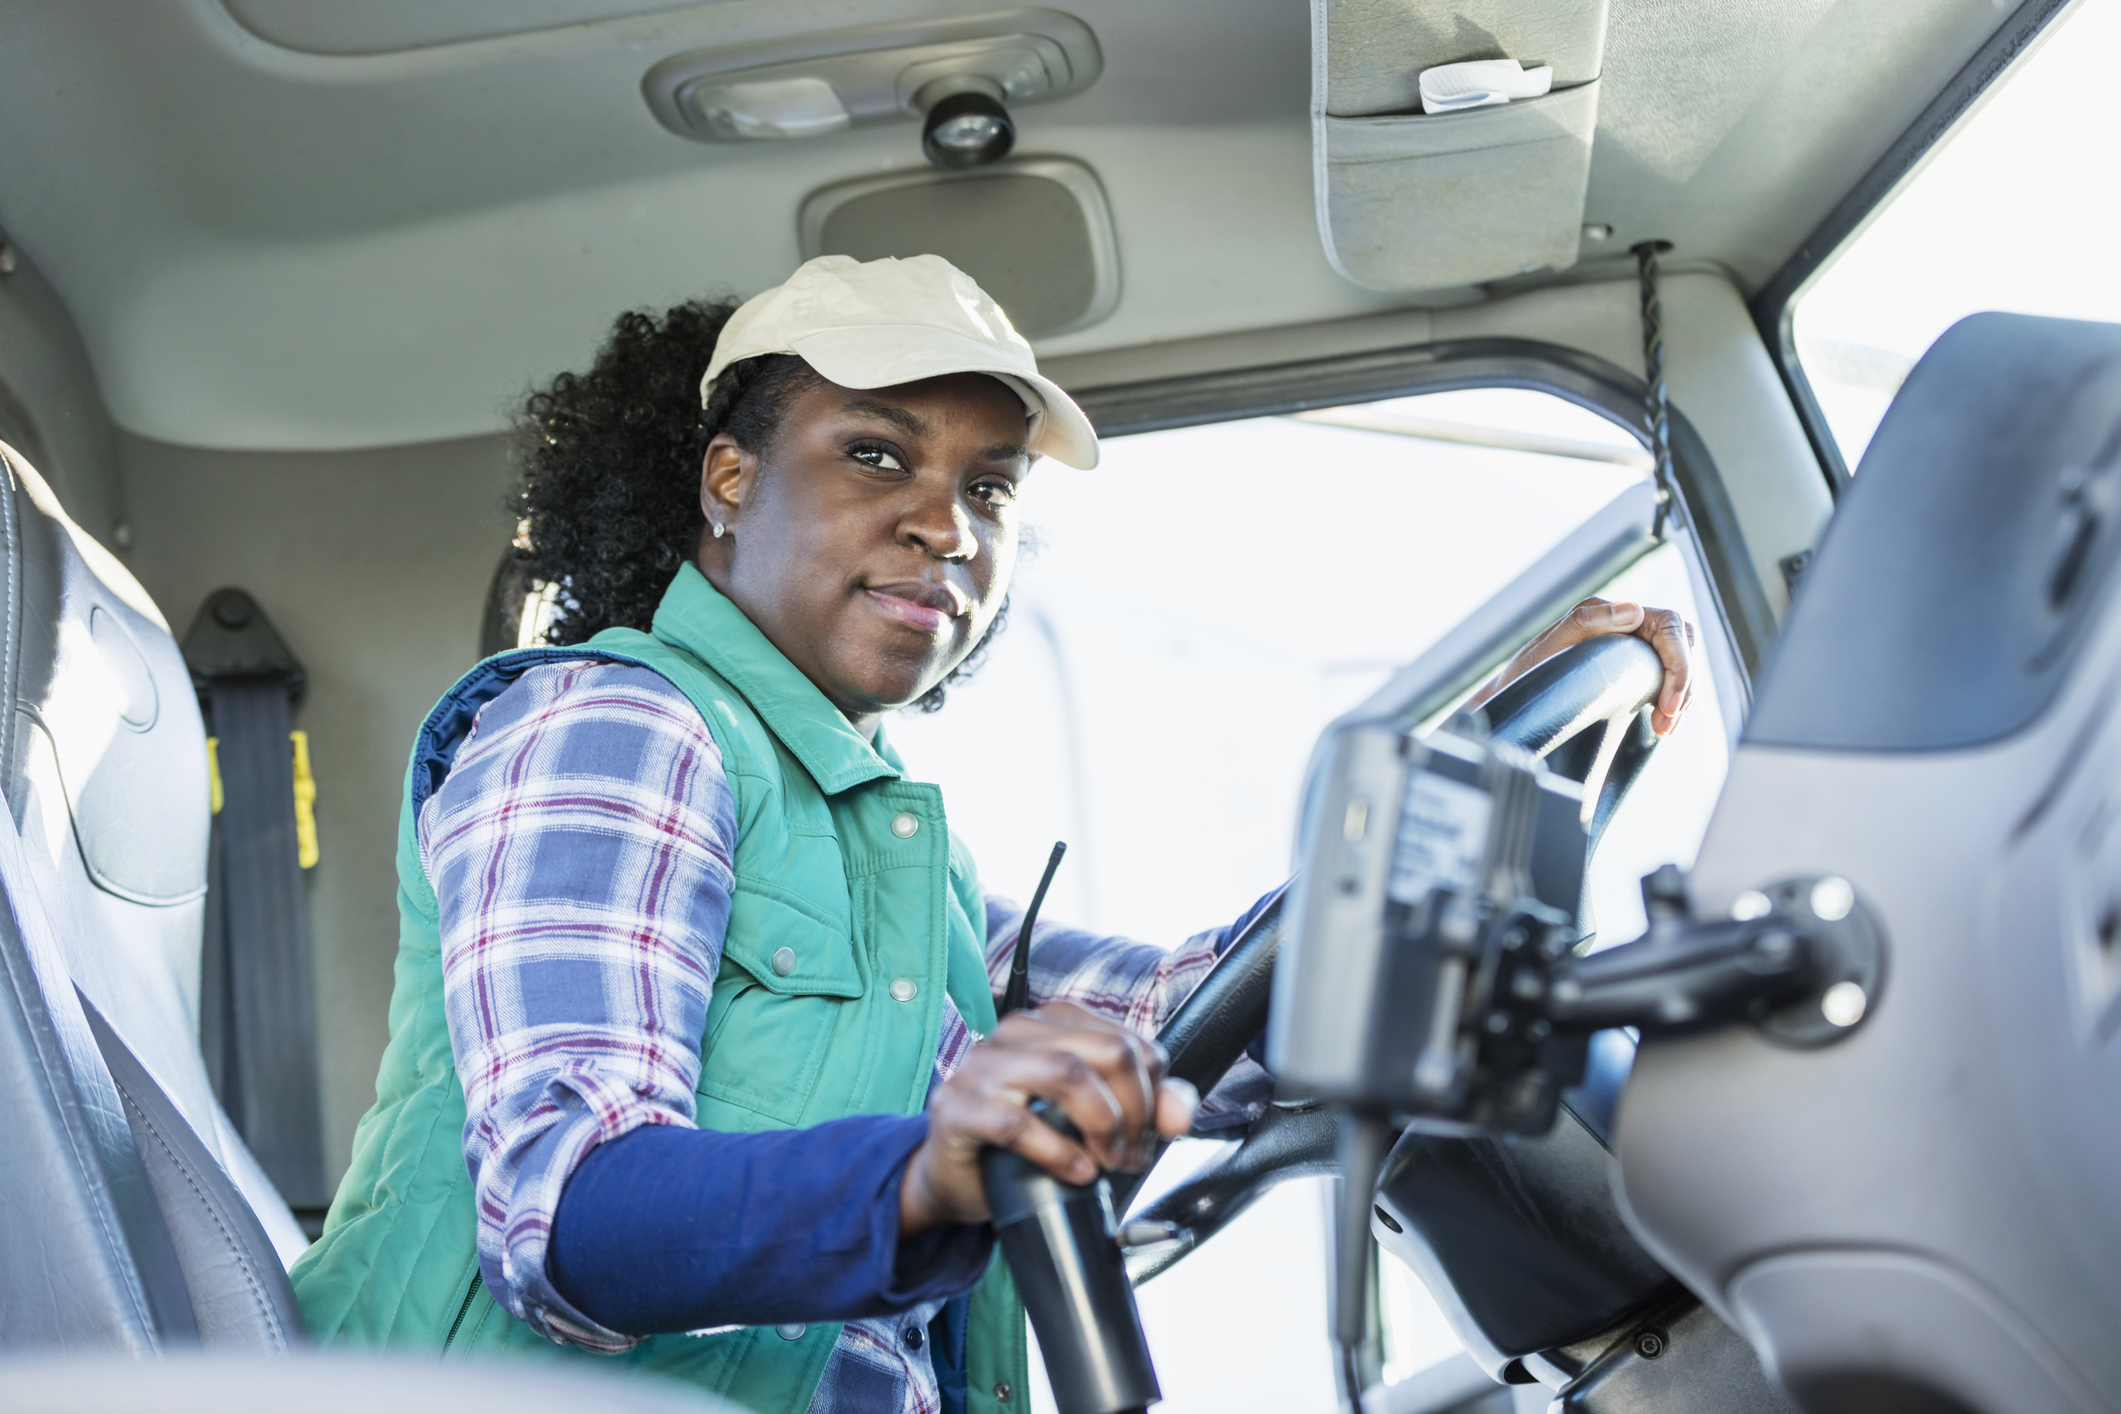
left=207, top=737, right=223, bottom=816
left=290, top=729, right=319, bottom=869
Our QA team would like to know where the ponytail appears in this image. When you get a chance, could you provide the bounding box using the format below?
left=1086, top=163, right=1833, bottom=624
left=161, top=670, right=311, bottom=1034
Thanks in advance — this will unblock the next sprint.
left=512, top=299, right=815, bottom=647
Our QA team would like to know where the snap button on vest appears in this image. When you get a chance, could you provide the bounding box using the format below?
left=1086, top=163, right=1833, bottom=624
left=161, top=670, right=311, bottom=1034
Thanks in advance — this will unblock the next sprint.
left=890, top=977, right=918, bottom=1002
left=776, top=1323, right=806, bottom=1341
left=771, top=946, right=796, bottom=976
left=891, top=812, right=919, bottom=838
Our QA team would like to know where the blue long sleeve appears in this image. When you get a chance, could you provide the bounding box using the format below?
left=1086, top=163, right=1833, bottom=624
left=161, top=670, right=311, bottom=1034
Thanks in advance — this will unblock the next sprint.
left=548, top=1114, right=996, bottom=1335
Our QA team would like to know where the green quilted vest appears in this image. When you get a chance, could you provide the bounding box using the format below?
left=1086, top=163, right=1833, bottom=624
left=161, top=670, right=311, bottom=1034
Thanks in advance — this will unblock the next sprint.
left=291, top=563, right=1028, bottom=1414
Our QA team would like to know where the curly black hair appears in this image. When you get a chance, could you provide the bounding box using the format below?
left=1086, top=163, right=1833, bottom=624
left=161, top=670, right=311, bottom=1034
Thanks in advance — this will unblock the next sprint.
left=510, top=298, right=1006, bottom=712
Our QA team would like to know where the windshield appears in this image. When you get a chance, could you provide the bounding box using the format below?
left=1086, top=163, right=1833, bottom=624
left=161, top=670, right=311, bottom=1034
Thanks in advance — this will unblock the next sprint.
left=1793, top=1, right=2120, bottom=469
left=891, top=385, right=1729, bottom=1411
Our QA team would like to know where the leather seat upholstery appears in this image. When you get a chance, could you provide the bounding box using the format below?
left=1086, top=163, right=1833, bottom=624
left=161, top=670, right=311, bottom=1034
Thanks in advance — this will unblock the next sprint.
left=80, top=995, right=304, bottom=1347
left=0, top=442, right=303, bottom=1350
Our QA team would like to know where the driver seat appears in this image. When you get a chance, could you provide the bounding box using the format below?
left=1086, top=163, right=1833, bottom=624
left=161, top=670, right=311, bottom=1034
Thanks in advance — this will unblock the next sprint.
left=0, top=441, right=304, bottom=1349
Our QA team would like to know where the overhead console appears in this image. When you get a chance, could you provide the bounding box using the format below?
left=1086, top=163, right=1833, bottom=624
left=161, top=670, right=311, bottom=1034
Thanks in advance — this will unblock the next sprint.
left=1310, top=0, right=1607, bottom=290
left=640, top=9, right=1101, bottom=148
left=640, top=8, right=1121, bottom=340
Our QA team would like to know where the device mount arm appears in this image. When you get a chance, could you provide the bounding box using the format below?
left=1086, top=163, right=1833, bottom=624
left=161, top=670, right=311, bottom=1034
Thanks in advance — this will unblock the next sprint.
left=1544, top=865, right=1886, bottom=1047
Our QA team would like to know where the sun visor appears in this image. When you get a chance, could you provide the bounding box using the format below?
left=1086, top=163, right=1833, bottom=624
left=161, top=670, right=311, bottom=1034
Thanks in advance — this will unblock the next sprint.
left=1311, top=0, right=1608, bottom=291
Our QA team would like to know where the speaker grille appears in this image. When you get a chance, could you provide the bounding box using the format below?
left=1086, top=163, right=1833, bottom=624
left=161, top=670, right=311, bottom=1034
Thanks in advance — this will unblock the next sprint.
left=800, top=160, right=1119, bottom=338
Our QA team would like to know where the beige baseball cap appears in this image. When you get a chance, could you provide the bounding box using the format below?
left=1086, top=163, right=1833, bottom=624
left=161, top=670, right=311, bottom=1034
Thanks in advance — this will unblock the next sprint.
left=701, top=254, right=1099, bottom=469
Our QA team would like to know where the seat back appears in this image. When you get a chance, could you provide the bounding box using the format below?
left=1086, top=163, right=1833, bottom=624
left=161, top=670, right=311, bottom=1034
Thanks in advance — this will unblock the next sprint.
left=0, top=443, right=301, bottom=1349
left=1618, top=313, right=2121, bottom=1414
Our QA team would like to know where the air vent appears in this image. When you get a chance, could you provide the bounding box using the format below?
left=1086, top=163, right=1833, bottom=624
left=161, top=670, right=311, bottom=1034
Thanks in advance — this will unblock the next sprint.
left=798, top=159, right=1120, bottom=338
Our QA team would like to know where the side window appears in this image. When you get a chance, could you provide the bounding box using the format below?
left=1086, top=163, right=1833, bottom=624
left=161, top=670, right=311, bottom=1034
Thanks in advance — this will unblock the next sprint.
left=890, top=386, right=1737, bottom=1410
left=1792, top=3, right=2112, bottom=469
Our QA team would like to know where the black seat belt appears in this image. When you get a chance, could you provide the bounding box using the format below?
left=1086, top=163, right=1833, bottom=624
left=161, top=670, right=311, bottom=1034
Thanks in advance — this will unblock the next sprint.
left=181, top=588, right=327, bottom=1211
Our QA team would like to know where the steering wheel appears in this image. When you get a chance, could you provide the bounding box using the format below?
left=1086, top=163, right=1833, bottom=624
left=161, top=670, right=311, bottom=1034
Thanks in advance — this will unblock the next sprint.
left=1117, top=633, right=1667, bottom=1283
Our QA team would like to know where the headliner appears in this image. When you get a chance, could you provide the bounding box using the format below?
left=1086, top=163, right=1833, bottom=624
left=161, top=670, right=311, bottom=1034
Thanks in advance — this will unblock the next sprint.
left=0, top=0, right=2021, bottom=451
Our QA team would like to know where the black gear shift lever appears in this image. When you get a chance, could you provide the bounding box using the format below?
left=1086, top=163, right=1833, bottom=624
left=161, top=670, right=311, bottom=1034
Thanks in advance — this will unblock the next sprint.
left=980, top=1100, right=1161, bottom=1414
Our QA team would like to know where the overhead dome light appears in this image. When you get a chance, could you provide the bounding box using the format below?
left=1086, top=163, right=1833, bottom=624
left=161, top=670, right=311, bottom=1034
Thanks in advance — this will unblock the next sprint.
left=918, top=78, right=1014, bottom=170
left=694, top=76, right=852, bottom=140
left=640, top=10, right=1100, bottom=146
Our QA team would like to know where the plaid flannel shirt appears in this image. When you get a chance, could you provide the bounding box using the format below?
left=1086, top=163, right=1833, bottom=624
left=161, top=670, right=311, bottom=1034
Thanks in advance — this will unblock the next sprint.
left=418, top=660, right=1273, bottom=1413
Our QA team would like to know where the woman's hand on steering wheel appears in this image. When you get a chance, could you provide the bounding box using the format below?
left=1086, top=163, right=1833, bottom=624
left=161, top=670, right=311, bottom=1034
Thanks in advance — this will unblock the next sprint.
left=1473, top=597, right=1697, bottom=735
left=899, top=1002, right=1200, bottom=1235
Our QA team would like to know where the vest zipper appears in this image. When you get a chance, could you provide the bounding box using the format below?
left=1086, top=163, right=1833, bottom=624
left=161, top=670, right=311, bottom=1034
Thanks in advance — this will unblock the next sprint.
left=442, top=1272, right=482, bottom=1352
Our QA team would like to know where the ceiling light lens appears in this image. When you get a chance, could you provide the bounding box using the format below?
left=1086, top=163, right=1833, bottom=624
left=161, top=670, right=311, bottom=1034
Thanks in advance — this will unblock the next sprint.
left=692, top=76, right=851, bottom=141
left=921, top=90, right=1015, bottom=170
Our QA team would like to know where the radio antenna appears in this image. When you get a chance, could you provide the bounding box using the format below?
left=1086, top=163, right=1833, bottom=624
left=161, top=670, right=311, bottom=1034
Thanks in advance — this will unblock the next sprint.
left=999, top=841, right=1067, bottom=1019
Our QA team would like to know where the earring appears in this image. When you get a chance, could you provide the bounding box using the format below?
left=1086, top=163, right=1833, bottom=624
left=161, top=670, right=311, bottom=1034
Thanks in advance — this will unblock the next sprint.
left=711, top=520, right=726, bottom=539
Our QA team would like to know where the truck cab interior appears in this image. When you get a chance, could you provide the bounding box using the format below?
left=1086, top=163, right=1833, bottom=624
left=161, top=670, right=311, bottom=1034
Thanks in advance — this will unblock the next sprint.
left=5, top=2, right=2119, bottom=1413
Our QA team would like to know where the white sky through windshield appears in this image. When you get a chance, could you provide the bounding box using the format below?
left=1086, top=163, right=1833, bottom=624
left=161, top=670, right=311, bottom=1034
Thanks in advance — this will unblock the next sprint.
left=1796, top=0, right=2121, bottom=466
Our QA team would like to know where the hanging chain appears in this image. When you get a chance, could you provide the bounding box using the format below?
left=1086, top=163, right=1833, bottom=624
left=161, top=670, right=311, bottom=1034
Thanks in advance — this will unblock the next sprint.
left=1634, top=240, right=1679, bottom=540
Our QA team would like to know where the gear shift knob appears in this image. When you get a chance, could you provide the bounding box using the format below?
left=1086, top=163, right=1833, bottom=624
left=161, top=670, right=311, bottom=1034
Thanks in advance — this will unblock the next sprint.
left=980, top=1099, right=1161, bottom=1414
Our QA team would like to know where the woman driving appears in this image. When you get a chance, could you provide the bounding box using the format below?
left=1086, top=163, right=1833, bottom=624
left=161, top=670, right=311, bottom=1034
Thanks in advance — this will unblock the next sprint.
left=291, top=254, right=1694, bottom=1414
